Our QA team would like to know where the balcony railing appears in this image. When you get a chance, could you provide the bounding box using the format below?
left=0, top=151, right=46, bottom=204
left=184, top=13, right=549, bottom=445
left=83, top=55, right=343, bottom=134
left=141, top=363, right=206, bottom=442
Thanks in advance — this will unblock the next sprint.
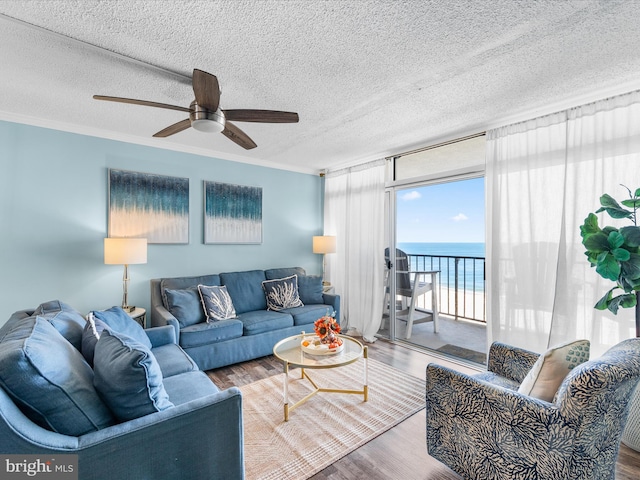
left=407, top=253, right=486, bottom=323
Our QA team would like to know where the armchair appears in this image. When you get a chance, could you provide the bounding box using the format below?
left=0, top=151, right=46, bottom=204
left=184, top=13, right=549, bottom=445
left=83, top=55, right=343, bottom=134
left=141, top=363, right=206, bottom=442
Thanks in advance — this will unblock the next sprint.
left=426, top=338, right=640, bottom=480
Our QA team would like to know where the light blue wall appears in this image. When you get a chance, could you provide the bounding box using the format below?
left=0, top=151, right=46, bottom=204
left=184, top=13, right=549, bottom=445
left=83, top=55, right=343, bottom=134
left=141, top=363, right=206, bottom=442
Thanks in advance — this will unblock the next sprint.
left=0, top=120, right=324, bottom=323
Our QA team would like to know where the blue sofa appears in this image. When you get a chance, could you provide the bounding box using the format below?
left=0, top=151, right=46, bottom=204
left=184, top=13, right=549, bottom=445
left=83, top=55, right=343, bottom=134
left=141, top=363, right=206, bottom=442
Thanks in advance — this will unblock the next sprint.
left=150, top=267, right=340, bottom=371
left=0, top=301, right=244, bottom=480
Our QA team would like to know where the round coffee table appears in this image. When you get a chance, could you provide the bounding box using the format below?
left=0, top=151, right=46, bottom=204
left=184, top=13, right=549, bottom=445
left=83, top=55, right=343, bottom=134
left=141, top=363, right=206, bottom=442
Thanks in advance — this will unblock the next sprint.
left=273, top=332, right=368, bottom=421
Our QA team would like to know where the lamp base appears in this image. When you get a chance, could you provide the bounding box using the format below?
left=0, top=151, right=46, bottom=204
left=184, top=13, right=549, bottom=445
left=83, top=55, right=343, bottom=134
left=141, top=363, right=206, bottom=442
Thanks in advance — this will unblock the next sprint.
left=122, top=305, right=136, bottom=313
left=322, top=281, right=331, bottom=286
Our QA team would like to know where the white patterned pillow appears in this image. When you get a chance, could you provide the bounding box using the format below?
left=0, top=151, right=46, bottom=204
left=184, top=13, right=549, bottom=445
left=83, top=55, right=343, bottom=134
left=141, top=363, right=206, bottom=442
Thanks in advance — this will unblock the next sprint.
left=198, top=285, right=237, bottom=322
left=518, top=339, right=590, bottom=402
left=261, top=275, right=304, bottom=311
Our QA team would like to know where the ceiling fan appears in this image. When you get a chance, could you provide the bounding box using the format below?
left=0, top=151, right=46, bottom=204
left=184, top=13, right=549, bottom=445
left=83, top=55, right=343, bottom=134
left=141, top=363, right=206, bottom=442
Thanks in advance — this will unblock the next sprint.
left=93, top=68, right=299, bottom=150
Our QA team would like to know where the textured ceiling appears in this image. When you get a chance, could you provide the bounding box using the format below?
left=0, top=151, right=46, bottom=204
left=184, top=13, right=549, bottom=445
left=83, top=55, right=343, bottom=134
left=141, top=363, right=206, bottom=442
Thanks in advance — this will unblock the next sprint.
left=1, top=0, right=640, bottom=174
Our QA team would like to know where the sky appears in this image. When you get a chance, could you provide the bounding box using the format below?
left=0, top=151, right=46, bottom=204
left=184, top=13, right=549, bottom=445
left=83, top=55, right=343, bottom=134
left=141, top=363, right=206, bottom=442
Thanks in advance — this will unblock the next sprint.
left=395, top=177, right=485, bottom=243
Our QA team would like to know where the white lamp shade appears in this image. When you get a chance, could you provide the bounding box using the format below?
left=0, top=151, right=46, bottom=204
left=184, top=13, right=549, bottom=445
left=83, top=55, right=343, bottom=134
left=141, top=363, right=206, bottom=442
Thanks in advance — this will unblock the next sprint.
left=104, top=238, right=147, bottom=265
left=313, top=235, right=336, bottom=254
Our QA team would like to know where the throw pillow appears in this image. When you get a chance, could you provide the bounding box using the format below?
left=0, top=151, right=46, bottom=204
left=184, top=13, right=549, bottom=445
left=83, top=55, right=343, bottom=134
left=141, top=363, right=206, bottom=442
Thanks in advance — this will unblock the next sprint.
left=518, top=339, right=590, bottom=402
left=164, top=286, right=206, bottom=327
left=198, top=285, right=237, bottom=322
left=33, top=299, right=86, bottom=351
left=297, top=275, right=324, bottom=304
left=91, top=306, right=152, bottom=350
left=93, top=330, right=174, bottom=421
left=0, top=317, right=115, bottom=435
left=261, top=275, right=304, bottom=311
left=81, top=312, right=110, bottom=367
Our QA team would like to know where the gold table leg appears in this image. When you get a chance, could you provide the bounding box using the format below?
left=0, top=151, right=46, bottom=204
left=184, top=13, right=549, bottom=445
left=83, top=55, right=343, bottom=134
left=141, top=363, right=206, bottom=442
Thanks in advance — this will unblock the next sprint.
left=281, top=346, right=369, bottom=421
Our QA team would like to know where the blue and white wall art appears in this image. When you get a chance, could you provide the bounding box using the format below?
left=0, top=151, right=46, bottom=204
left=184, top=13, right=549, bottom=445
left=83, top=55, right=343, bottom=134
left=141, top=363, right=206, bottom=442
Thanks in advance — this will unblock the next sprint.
left=204, top=181, right=262, bottom=244
left=109, top=169, right=189, bottom=244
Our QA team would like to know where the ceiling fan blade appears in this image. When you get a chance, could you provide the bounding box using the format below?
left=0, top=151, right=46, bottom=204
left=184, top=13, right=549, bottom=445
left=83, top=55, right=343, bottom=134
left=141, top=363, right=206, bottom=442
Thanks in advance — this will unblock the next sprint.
left=192, top=69, right=220, bottom=112
left=153, top=118, right=192, bottom=138
left=93, top=95, right=190, bottom=113
left=222, top=121, right=257, bottom=150
left=223, top=110, right=299, bottom=123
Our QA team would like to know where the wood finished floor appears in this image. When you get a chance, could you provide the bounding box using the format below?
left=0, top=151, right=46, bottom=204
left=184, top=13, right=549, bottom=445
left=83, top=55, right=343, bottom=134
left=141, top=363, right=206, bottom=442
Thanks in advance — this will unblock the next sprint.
left=207, top=338, right=640, bottom=480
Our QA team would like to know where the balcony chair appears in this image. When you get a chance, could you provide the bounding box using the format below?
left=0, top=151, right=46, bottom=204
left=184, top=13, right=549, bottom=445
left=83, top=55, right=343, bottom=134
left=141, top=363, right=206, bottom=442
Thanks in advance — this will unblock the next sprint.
left=383, top=248, right=439, bottom=339
left=426, top=338, right=640, bottom=480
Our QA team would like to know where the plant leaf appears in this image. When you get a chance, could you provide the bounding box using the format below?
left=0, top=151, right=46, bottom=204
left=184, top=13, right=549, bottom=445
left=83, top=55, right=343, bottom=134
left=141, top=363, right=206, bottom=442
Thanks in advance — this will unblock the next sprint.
left=608, top=231, right=625, bottom=249
left=607, top=293, right=637, bottom=314
left=580, top=213, right=600, bottom=239
left=597, top=193, right=633, bottom=219
left=621, top=198, right=640, bottom=209
left=613, top=248, right=631, bottom=261
left=583, top=232, right=611, bottom=252
left=621, top=253, right=640, bottom=281
left=594, top=288, right=615, bottom=310
left=585, top=251, right=599, bottom=265
left=598, top=193, right=633, bottom=217
left=621, top=226, right=640, bottom=248
left=596, top=253, right=620, bottom=281
left=635, top=188, right=640, bottom=197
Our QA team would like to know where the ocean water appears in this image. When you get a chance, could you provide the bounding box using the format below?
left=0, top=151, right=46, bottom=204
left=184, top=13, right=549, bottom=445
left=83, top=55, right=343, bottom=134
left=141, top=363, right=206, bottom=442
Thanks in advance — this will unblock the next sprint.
left=396, top=242, right=485, bottom=291
left=397, top=242, right=484, bottom=258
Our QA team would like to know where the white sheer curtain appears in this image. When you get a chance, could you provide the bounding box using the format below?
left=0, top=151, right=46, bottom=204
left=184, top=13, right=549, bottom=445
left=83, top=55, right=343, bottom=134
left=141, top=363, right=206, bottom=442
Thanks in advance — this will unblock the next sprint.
left=324, top=160, right=386, bottom=342
left=487, top=91, right=640, bottom=356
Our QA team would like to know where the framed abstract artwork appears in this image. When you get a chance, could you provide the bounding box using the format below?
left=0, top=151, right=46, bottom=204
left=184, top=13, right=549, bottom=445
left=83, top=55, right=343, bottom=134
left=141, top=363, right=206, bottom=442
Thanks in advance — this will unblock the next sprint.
left=108, top=169, right=189, bottom=244
left=204, top=181, right=262, bottom=244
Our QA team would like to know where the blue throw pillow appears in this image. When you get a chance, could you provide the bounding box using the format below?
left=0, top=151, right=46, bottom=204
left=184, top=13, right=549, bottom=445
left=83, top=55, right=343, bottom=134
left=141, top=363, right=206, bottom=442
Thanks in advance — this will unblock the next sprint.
left=265, top=267, right=306, bottom=280
left=298, top=275, right=324, bottom=304
left=0, top=317, right=115, bottom=435
left=219, top=270, right=268, bottom=314
left=93, top=330, right=174, bottom=421
left=261, top=275, right=304, bottom=311
left=198, top=285, right=237, bottom=322
left=91, top=306, right=152, bottom=350
left=33, top=300, right=86, bottom=351
left=165, top=287, right=206, bottom=327
left=81, top=313, right=110, bottom=367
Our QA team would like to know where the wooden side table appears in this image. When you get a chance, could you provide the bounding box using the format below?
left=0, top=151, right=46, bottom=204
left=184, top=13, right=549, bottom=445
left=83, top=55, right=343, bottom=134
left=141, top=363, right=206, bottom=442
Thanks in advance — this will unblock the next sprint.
left=126, top=307, right=146, bottom=328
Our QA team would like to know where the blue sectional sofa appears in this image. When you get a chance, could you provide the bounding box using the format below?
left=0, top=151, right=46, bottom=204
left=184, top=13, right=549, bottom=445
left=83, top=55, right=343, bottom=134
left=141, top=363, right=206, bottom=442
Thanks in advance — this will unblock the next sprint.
left=0, top=301, right=244, bottom=480
left=150, top=267, right=340, bottom=371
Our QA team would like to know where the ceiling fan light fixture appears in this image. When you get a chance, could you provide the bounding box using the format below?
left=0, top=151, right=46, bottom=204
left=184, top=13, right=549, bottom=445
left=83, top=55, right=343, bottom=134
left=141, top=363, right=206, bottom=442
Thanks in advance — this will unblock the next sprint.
left=189, top=101, right=226, bottom=133
left=191, top=118, right=224, bottom=133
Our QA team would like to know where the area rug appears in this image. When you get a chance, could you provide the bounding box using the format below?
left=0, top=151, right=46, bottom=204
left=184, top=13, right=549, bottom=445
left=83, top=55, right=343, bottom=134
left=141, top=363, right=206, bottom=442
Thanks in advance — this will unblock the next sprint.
left=241, top=358, right=425, bottom=480
left=436, top=344, right=486, bottom=364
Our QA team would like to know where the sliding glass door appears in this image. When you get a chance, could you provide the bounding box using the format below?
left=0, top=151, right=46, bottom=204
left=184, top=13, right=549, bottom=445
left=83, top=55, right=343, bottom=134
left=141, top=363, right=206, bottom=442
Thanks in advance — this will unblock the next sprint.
left=379, top=177, right=488, bottom=364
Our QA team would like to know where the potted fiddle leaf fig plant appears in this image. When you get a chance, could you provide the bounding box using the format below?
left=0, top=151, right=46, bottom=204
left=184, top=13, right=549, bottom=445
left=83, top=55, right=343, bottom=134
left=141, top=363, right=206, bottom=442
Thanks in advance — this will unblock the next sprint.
left=580, top=185, right=640, bottom=452
left=580, top=185, right=640, bottom=337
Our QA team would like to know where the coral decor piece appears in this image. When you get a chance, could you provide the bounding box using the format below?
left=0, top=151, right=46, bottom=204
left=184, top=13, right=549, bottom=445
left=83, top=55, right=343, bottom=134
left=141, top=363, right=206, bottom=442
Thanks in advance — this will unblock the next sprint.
left=314, top=312, right=342, bottom=348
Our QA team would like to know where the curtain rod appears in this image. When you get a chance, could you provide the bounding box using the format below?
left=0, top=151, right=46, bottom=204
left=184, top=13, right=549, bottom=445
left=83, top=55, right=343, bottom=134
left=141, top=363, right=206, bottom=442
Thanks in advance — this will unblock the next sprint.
left=386, top=131, right=486, bottom=160
left=322, top=158, right=385, bottom=177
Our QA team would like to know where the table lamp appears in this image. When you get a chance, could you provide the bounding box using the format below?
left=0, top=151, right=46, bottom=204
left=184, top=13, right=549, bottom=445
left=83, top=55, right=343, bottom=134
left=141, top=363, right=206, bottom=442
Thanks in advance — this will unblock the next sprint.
left=313, top=235, right=336, bottom=286
left=104, top=237, right=147, bottom=312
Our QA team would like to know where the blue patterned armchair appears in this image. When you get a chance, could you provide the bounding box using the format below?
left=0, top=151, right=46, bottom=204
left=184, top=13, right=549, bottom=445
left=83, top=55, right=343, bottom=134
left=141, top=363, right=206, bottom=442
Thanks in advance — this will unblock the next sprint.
left=426, top=338, right=640, bottom=480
